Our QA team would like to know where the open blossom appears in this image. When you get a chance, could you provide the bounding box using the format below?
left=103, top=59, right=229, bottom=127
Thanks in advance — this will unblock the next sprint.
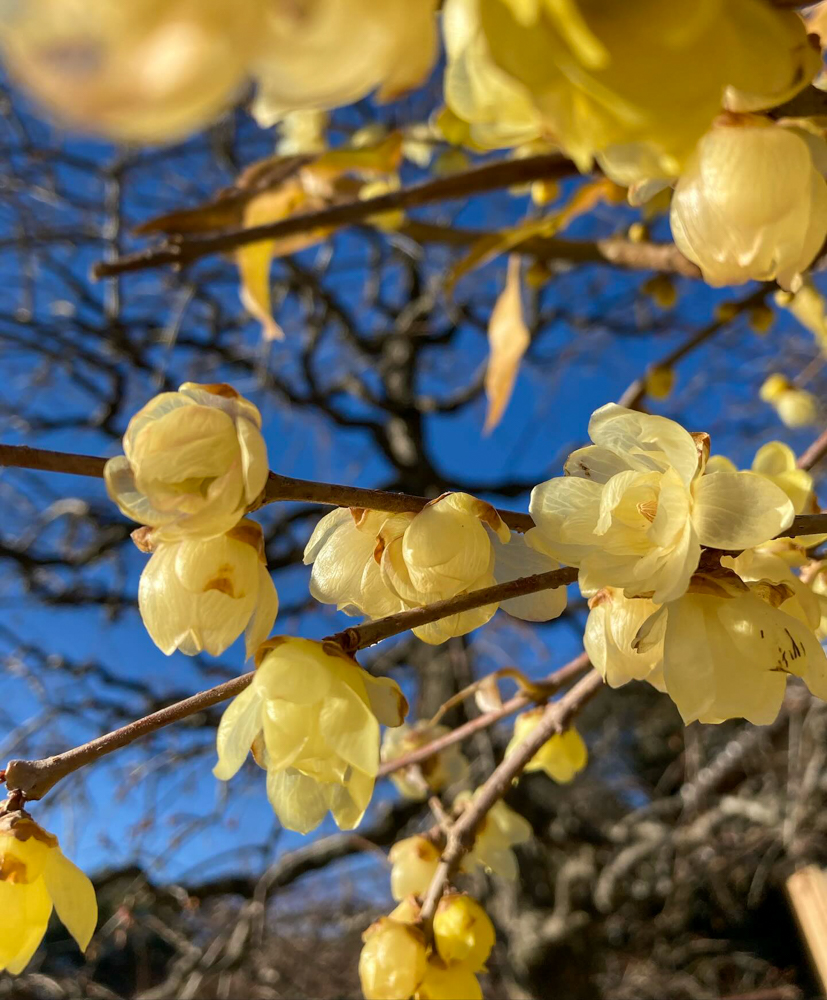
left=0, top=0, right=257, bottom=141
left=214, top=637, right=407, bottom=834
left=105, top=383, right=268, bottom=542
left=530, top=405, right=795, bottom=604
left=759, top=374, right=820, bottom=428
left=389, top=837, right=441, bottom=902
left=359, top=915, right=428, bottom=1000
left=584, top=588, right=665, bottom=691
left=671, top=119, right=827, bottom=289
left=455, top=791, right=531, bottom=880
left=457, top=0, right=816, bottom=175
left=252, top=0, right=438, bottom=126
left=137, top=519, right=278, bottom=659
left=505, top=709, right=588, bottom=784
left=0, top=813, right=97, bottom=975
left=381, top=722, right=469, bottom=801
left=635, top=572, right=827, bottom=725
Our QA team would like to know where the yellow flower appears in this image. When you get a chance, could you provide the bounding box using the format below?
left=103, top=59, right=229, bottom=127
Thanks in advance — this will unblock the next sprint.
left=252, top=0, right=438, bottom=126
left=137, top=519, right=278, bottom=659
left=105, top=383, right=268, bottom=542
left=456, top=791, right=532, bottom=880
left=759, top=374, right=820, bottom=429
left=530, top=404, right=795, bottom=604
left=505, top=709, right=588, bottom=783
left=0, top=813, right=97, bottom=975
left=388, top=837, right=441, bottom=902
left=584, top=588, right=664, bottom=690
left=359, top=915, right=428, bottom=1000
left=415, top=959, right=483, bottom=1000
left=433, top=893, right=495, bottom=972
left=0, top=0, right=257, bottom=141
left=213, top=637, right=407, bottom=834
left=670, top=119, right=827, bottom=289
left=636, top=572, right=827, bottom=725
left=381, top=722, right=469, bottom=801
left=469, top=0, right=817, bottom=175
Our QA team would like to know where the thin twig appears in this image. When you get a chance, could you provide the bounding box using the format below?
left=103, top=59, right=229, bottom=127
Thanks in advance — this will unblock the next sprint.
left=797, top=426, right=827, bottom=472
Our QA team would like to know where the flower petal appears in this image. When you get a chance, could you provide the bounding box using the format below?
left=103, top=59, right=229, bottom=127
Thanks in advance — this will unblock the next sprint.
left=244, top=564, right=279, bottom=660
left=491, top=531, right=567, bottom=621
left=266, top=768, right=331, bottom=834
left=692, top=471, right=794, bottom=549
left=213, top=684, right=263, bottom=781
left=43, top=850, right=98, bottom=953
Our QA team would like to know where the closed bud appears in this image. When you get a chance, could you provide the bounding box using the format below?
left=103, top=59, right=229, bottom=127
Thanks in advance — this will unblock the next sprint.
left=389, top=837, right=441, bottom=901
left=644, top=365, right=675, bottom=400
left=138, top=520, right=278, bottom=660
left=642, top=275, right=676, bottom=311
left=359, top=916, right=427, bottom=1000
left=0, top=813, right=97, bottom=975
left=104, top=383, right=268, bottom=542
left=505, top=710, right=588, bottom=783
left=433, top=893, right=495, bottom=972
left=748, top=305, right=774, bottom=336
left=415, top=959, right=482, bottom=1000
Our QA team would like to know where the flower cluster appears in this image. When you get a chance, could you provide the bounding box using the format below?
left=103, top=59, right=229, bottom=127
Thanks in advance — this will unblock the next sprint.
left=214, top=637, right=407, bottom=833
left=304, top=493, right=566, bottom=644
left=105, top=383, right=278, bottom=658
left=0, top=811, right=97, bottom=975
left=0, top=0, right=438, bottom=141
left=359, top=893, right=495, bottom=1000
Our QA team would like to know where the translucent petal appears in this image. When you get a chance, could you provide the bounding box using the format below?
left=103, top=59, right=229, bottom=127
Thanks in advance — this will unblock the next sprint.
left=244, top=564, right=279, bottom=661
left=329, top=768, right=375, bottom=830
left=266, top=768, right=332, bottom=835
left=564, top=444, right=632, bottom=483
left=237, top=415, right=269, bottom=505
left=491, top=530, right=567, bottom=621
left=587, top=404, right=700, bottom=485
left=43, top=850, right=98, bottom=952
left=303, top=507, right=353, bottom=564
left=256, top=639, right=333, bottom=704
left=692, top=471, right=794, bottom=549
left=213, top=684, right=262, bottom=781
left=318, top=686, right=380, bottom=778
left=361, top=672, right=408, bottom=728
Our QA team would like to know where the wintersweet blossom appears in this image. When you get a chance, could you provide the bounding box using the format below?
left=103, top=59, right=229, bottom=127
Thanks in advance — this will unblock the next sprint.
left=432, top=893, right=495, bottom=972
left=381, top=722, right=469, bottom=801
left=388, top=837, right=441, bottom=902
left=584, top=588, right=665, bottom=690
left=455, top=791, right=532, bottom=880
left=0, top=813, right=97, bottom=975
left=670, top=119, right=827, bottom=289
left=0, top=0, right=257, bottom=141
left=359, top=915, right=428, bottom=1000
left=463, top=0, right=816, bottom=175
left=530, top=405, right=795, bottom=604
left=105, top=383, right=268, bottom=541
left=505, top=709, right=588, bottom=784
left=635, top=572, right=827, bottom=725
left=136, top=519, right=278, bottom=659
left=213, top=637, right=407, bottom=834
left=251, top=0, right=438, bottom=126
left=759, top=374, right=820, bottom=429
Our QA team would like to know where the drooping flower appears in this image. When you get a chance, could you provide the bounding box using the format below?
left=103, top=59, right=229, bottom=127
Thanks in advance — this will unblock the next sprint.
left=635, top=571, right=827, bottom=725
left=505, top=709, right=588, bottom=783
left=359, top=915, right=428, bottom=1000
left=461, top=0, right=817, bottom=175
left=583, top=587, right=665, bottom=690
left=136, top=519, right=278, bottom=659
left=455, top=791, right=532, bottom=880
left=0, top=812, right=97, bottom=975
left=213, top=637, right=407, bottom=834
left=530, top=404, right=795, bottom=604
left=415, top=959, right=483, bottom=1000
left=252, top=0, right=439, bottom=127
left=671, top=118, right=827, bottom=289
left=759, top=374, right=820, bottom=428
left=0, top=0, right=258, bottom=141
left=105, top=383, right=268, bottom=541
left=432, top=893, right=495, bottom=972
left=388, top=836, right=442, bottom=902
left=381, top=722, right=469, bottom=802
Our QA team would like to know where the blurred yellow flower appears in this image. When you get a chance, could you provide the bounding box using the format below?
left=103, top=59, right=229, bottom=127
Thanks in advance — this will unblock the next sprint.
left=388, top=837, right=441, bottom=902
left=505, top=709, right=588, bottom=783
left=760, top=374, right=820, bottom=429
left=433, top=893, right=495, bottom=971
left=0, top=813, right=97, bottom=975
left=359, top=915, right=428, bottom=1000
left=105, top=383, right=268, bottom=542
left=381, top=722, right=469, bottom=801
left=214, top=637, right=407, bottom=834
left=456, top=791, right=532, bottom=879
left=138, top=519, right=278, bottom=659
left=415, top=959, right=483, bottom=1000
left=530, top=404, right=795, bottom=603
left=670, top=120, right=827, bottom=289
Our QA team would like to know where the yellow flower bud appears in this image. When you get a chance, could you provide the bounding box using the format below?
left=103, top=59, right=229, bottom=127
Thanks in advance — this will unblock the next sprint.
left=0, top=0, right=257, bottom=141
left=359, top=916, right=428, bottom=1000
left=670, top=121, right=827, bottom=289
left=276, top=109, right=328, bottom=156
left=104, top=383, right=268, bottom=542
left=759, top=375, right=820, bottom=428
left=388, top=837, right=441, bottom=901
left=760, top=373, right=792, bottom=404
left=642, top=275, right=677, bottom=311
left=138, top=519, right=278, bottom=659
left=644, top=365, right=675, bottom=400
left=214, top=637, right=407, bottom=834
left=433, top=893, right=495, bottom=972
left=627, top=222, right=648, bottom=244
left=0, top=813, right=97, bottom=975
left=748, top=305, right=774, bottom=336
left=381, top=722, right=469, bottom=801
left=415, top=959, right=483, bottom=1000
left=505, top=709, right=588, bottom=783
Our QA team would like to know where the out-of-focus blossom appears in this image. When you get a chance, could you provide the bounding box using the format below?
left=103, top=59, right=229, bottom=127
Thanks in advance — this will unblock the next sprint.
left=505, top=709, right=588, bottom=783
left=214, top=637, right=407, bottom=834
left=455, top=791, right=532, bottom=880
left=388, top=837, right=441, bottom=901
left=432, top=893, right=495, bottom=972
left=760, top=374, right=820, bottom=428
left=105, top=383, right=268, bottom=541
left=381, top=722, right=469, bottom=801
left=359, top=915, right=428, bottom=1000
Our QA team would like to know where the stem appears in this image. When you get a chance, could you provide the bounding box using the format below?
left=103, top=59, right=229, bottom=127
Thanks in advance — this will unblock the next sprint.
left=418, top=668, right=604, bottom=925
left=91, top=153, right=576, bottom=279
left=798, top=426, right=827, bottom=473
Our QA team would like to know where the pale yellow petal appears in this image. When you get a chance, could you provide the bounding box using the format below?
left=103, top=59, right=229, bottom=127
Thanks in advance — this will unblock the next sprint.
left=692, top=471, right=794, bottom=549
left=213, top=684, right=263, bottom=781
left=266, top=768, right=330, bottom=835
left=43, top=850, right=97, bottom=953
left=361, top=673, right=408, bottom=728
left=491, top=530, right=567, bottom=621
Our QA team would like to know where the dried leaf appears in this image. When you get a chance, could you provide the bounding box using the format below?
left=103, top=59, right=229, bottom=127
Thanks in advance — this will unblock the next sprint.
left=484, top=255, right=530, bottom=434
left=474, top=674, right=504, bottom=714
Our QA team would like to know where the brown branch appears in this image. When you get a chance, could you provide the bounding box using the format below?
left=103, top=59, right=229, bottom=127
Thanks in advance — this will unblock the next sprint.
left=797, top=426, right=827, bottom=473
left=418, top=668, right=605, bottom=925
left=91, top=153, right=577, bottom=279
left=377, top=652, right=591, bottom=778
left=0, top=443, right=107, bottom=479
